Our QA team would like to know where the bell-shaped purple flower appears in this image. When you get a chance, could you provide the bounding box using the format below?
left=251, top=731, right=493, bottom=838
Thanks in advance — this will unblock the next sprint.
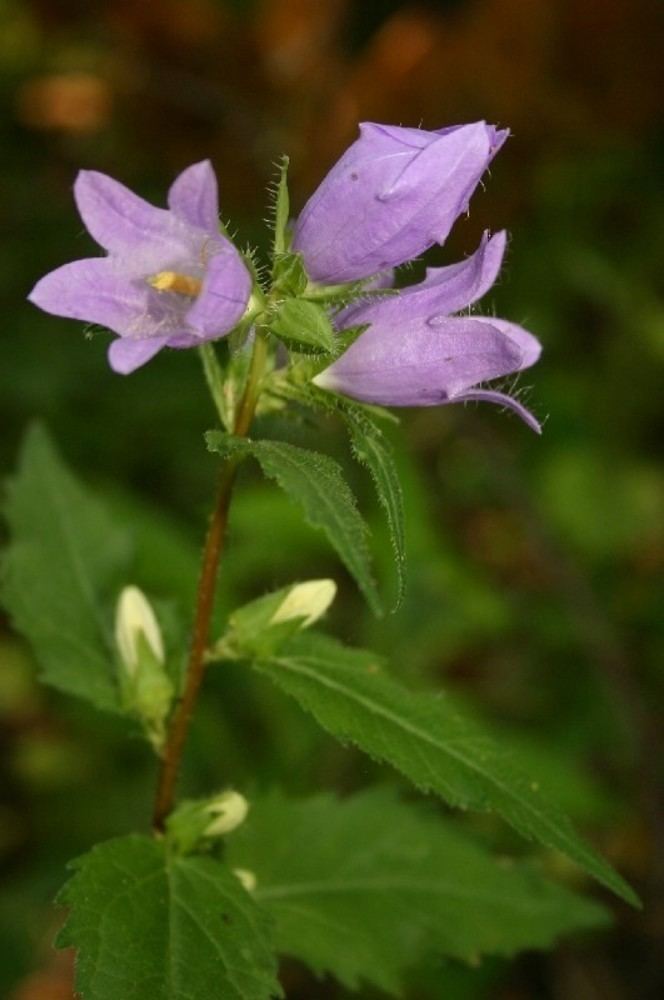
left=28, top=161, right=252, bottom=373
left=292, top=121, right=508, bottom=285
left=314, top=231, right=542, bottom=432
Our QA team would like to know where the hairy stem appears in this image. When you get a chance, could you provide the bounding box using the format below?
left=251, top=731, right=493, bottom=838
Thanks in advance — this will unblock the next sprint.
left=152, top=331, right=269, bottom=831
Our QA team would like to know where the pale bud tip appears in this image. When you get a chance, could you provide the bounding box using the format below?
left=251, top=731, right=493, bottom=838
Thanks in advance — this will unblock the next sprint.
left=233, top=868, right=257, bottom=892
left=311, top=369, right=336, bottom=391
left=114, top=585, right=165, bottom=673
left=270, top=579, right=337, bottom=629
left=204, top=790, right=249, bottom=837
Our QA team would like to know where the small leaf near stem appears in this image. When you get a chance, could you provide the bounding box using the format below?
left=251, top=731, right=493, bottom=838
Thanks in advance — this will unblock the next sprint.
left=152, top=329, right=270, bottom=831
left=272, top=155, right=290, bottom=261
left=199, top=343, right=228, bottom=427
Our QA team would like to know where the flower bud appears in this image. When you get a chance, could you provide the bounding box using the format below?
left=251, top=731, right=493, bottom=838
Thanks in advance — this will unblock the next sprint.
left=114, top=586, right=173, bottom=751
left=314, top=230, right=542, bottom=433
left=115, top=585, right=164, bottom=674
left=292, top=121, right=508, bottom=284
left=270, top=579, right=337, bottom=629
left=203, top=790, right=249, bottom=837
left=210, top=579, right=338, bottom=661
left=233, top=868, right=257, bottom=893
left=166, top=790, right=249, bottom=854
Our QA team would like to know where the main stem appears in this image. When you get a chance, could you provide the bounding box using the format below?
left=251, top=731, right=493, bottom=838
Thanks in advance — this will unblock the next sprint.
left=152, top=332, right=269, bottom=832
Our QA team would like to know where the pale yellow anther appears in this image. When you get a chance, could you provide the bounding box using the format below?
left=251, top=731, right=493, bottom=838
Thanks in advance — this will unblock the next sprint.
left=147, top=271, right=202, bottom=297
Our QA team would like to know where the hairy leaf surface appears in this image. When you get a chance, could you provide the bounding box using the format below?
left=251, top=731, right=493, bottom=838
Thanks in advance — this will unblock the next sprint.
left=269, top=299, right=336, bottom=354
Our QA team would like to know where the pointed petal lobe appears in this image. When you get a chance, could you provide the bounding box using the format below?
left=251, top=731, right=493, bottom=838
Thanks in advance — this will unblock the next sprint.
left=74, top=170, right=191, bottom=258
left=107, top=335, right=170, bottom=374
left=185, top=240, right=251, bottom=338
left=28, top=258, right=147, bottom=335
left=471, top=317, right=542, bottom=369
left=456, top=389, right=542, bottom=433
left=421, top=230, right=507, bottom=314
left=168, top=160, right=220, bottom=233
left=340, top=231, right=507, bottom=330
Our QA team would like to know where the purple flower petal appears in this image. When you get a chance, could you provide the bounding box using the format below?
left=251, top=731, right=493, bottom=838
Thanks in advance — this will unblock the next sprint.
left=185, top=239, right=251, bottom=338
left=27, top=258, right=148, bottom=335
left=168, top=160, right=220, bottom=233
left=29, top=160, right=252, bottom=374
left=108, top=335, right=171, bottom=374
left=314, top=315, right=523, bottom=406
left=470, top=317, right=542, bottom=370
left=74, top=170, right=193, bottom=260
left=420, top=230, right=507, bottom=314
left=340, top=230, right=506, bottom=329
left=293, top=121, right=501, bottom=284
left=455, top=389, right=541, bottom=433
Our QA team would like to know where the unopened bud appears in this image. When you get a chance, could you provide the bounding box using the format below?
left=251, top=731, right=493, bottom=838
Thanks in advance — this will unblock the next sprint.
left=204, top=790, right=249, bottom=837
left=115, top=585, right=164, bottom=673
left=233, top=868, right=257, bottom=893
left=166, top=790, right=250, bottom=855
left=270, top=579, right=337, bottom=629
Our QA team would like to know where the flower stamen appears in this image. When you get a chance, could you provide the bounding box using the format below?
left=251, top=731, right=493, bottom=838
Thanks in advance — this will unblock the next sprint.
left=148, top=271, right=202, bottom=297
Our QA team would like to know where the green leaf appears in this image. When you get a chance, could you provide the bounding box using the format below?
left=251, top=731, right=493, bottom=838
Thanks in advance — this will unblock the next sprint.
left=271, top=154, right=290, bottom=260
left=57, top=834, right=282, bottom=1000
left=269, top=298, right=336, bottom=354
left=271, top=251, right=308, bottom=298
left=252, top=632, right=638, bottom=906
left=1, top=425, right=131, bottom=712
left=343, top=411, right=405, bottom=608
left=206, top=432, right=381, bottom=616
left=228, top=789, right=608, bottom=995
left=269, top=382, right=406, bottom=610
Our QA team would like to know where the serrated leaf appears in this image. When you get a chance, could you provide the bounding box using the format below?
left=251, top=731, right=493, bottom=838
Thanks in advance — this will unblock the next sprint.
left=285, top=383, right=406, bottom=609
left=252, top=632, right=638, bottom=906
left=57, top=834, right=282, bottom=1000
left=269, top=298, right=336, bottom=354
left=228, top=789, right=608, bottom=995
left=206, top=432, right=381, bottom=616
left=1, top=425, right=131, bottom=711
left=344, top=412, right=405, bottom=608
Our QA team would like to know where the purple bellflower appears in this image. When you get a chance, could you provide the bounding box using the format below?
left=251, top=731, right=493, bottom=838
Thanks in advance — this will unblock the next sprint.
left=28, top=161, right=252, bottom=373
left=292, top=121, right=508, bottom=285
left=314, top=230, right=542, bottom=432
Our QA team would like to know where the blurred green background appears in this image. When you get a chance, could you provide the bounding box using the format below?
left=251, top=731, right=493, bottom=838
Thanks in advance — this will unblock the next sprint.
left=1, top=0, right=663, bottom=997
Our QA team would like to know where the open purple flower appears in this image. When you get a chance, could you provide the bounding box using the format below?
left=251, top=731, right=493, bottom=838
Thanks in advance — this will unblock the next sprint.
left=292, top=121, right=508, bottom=285
left=314, top=231, right=542, bottom=432
left=28, top=161, right=252, bottom=373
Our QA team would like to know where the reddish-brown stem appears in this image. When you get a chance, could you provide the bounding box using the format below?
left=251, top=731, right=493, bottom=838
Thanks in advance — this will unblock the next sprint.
left=152, top=333, right=268, bottom=832
left=152, top=461, right=236, bottom=831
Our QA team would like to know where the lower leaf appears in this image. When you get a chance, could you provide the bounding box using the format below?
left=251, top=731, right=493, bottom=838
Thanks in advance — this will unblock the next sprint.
left=228, top=789, right=608, bottom=995
left=56, top=835, right=282, bottom=1000
left=252, top=632, right=638, bottom=907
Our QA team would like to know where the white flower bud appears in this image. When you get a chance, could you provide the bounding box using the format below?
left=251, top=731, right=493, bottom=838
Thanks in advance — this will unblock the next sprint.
left=114, top=586, right=164, bottom=674
left=270, top=579, right=337, bottom=629
left=203, top=790, right=249, bottom=837
left=233, top=868, right=257, bottom=893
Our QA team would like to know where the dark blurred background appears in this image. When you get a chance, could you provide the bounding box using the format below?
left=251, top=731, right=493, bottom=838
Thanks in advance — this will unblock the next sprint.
left=1, top=1, right=663, bottom=997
